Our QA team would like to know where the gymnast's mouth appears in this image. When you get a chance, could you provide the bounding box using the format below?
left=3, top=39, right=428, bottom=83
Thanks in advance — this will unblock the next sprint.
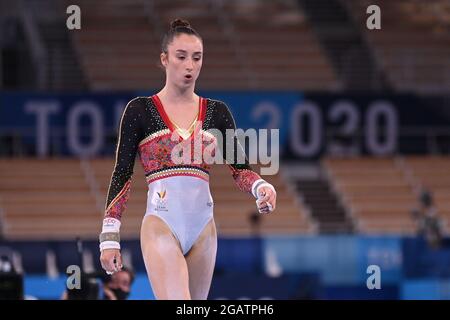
left=184, top=74, right=193, bottom=80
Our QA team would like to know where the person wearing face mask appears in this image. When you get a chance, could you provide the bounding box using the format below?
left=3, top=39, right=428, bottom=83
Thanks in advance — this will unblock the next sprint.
left=102, top=267, right=134, bottom=300
left=99, top=18, right=277, bottom=300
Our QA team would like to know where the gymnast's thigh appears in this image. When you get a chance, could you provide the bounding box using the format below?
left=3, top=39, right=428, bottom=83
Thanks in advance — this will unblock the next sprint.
left=140, top=214, right=191, bottom=300
left=185, top=218, right=218, bottom=300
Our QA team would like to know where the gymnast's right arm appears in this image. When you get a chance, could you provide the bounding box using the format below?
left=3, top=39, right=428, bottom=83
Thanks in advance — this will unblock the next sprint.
left=99, top=99, right=143, bottom=273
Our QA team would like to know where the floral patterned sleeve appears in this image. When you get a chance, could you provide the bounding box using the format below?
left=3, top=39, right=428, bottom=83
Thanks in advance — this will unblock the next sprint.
left=104, top=98, right=144, bottom=221
left=216, top=101, right=264, bottom=198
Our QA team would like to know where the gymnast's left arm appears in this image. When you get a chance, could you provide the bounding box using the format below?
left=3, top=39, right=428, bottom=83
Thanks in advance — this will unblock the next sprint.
left=217, top=101, right=277, bottom=214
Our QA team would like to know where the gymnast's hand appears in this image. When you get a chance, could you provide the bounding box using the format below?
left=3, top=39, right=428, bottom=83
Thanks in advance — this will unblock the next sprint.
left=100, top=249, right=123, bottom=275
left=256, top=185, right=277, bottom=214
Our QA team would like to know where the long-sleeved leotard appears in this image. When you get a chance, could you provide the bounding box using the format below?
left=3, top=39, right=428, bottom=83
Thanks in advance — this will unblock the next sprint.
left=102, top=95, right=266, bottom=254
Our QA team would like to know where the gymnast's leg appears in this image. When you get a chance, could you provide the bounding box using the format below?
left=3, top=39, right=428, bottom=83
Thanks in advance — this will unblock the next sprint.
left=185, top=218, right=218, bottom=300
left=140, top=214, right=191, bottom=299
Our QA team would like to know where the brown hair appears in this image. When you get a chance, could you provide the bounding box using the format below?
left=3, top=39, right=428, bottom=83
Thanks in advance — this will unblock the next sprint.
left=161, top=18, right=202, bottom=54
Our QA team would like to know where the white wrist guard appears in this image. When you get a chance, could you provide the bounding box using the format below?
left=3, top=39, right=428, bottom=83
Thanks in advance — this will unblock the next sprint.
left=252, top=179, right=268, bottom=198
left=102, top=217, right=121, bottom=233
left=99, top=240, right=120, bottom=252
left=99, top=218, right=121, bottom=252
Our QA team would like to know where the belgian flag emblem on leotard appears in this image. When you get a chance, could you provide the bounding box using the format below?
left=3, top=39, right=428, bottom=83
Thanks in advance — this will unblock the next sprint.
left=157, top=190, right=167, bottom=199
left=155, top=189, right=168, bottom=212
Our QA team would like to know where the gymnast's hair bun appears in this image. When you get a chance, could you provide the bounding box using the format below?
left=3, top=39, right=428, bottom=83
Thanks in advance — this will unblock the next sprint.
left=161, top=18, right=200, bottom=54
left=170, top=18, right=191, bottom=30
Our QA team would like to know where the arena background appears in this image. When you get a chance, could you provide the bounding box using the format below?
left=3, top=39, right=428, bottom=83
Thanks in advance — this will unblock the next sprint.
left=1, top=0, right=450, bottom=300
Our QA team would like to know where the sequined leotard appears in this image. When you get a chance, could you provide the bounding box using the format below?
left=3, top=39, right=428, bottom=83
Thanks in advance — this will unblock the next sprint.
left=103, top=95, right=265, bottom=255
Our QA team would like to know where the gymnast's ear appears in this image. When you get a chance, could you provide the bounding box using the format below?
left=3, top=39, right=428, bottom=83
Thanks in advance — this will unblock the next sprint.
left=160, top=52, right=168, bottom=68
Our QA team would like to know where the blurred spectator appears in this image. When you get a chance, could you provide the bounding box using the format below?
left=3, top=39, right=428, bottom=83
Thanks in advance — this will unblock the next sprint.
left=101, top=267, right=134, bottom=300
left=0, top=254, right=13, bottom=273
left=412, top=188, right=443, bottom=249
left=420, top=189, right=433, bottom=208
left=0, top=252, right=23, bottom=299
left=249, top=210, right=261, bottom=237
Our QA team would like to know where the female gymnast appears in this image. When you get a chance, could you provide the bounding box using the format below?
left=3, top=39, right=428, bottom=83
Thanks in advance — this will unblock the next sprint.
left=99, top=19, right=277, bottom=300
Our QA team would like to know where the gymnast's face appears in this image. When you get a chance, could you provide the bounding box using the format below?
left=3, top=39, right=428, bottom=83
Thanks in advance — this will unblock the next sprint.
left=161, top=33, right=203, bottom=89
